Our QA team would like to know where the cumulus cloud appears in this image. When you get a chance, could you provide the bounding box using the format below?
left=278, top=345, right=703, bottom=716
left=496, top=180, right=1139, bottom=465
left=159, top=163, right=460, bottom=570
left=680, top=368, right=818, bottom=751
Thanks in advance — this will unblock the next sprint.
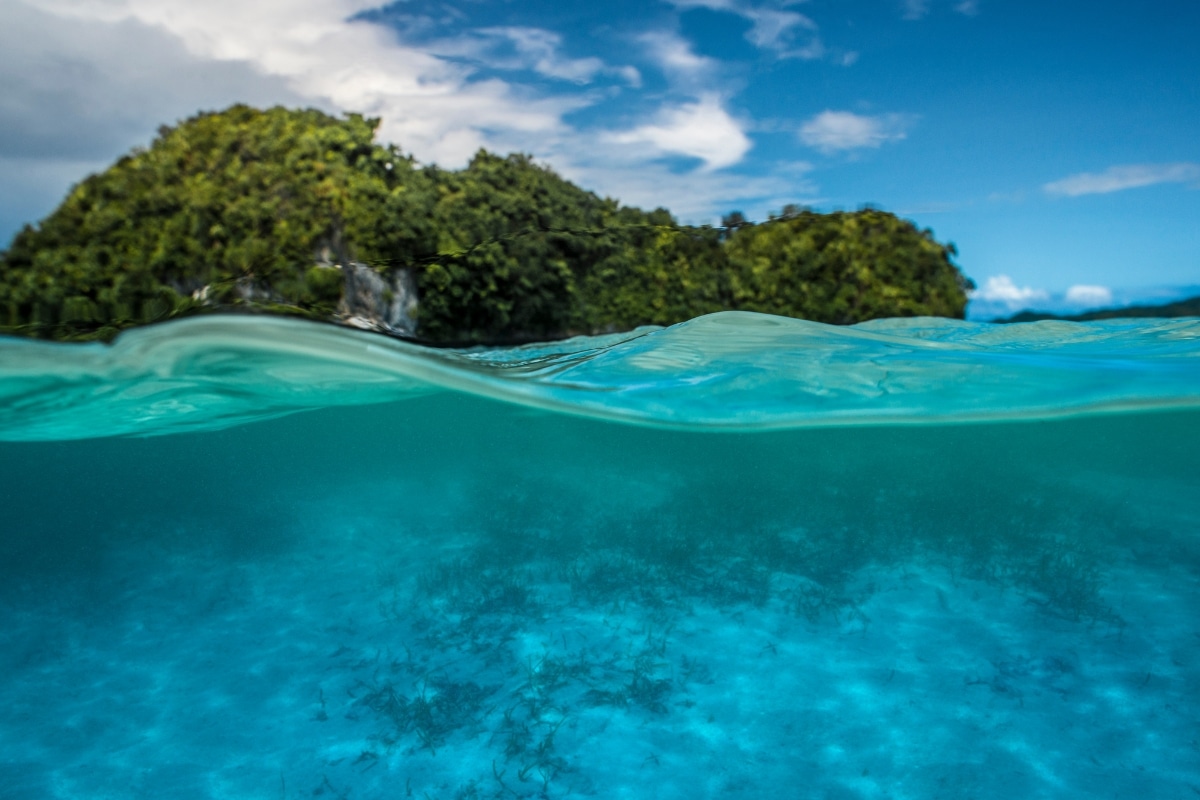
left=561, top=159, right=816, bottom=224
left=955, top=0, right=981, bottom=16
left=1064, top=285, right=1113, bottom=306
left=617, top=31, right=755, bottom=170
left=1043, top=163, right=1200, bottom=197
left=606, top=94, right=752, bottom=171
left=971, top=275, right=1049, bottom=309
left=0, top=0, right=310, bottom=161
left=637, top=29, right=720, bottom=86
left=1, top=0, right=777, bottom=241
left=0, top=0, right=322, bottom=238
left=17, top=0, right=586, bottom=167
left=743, top=8, right=822, bottom=58
left=798, top=110, right=913, bottom=153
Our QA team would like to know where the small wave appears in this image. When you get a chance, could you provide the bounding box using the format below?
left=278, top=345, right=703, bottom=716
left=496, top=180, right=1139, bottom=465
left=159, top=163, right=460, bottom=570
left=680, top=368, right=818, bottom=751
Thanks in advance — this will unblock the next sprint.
left=2, top=311, right=1199, bottom=440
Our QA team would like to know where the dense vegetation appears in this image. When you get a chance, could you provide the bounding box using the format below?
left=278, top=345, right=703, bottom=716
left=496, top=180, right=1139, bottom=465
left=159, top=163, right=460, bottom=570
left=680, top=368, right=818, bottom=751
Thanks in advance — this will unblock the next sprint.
left=0, top=105, right=974, bottom=343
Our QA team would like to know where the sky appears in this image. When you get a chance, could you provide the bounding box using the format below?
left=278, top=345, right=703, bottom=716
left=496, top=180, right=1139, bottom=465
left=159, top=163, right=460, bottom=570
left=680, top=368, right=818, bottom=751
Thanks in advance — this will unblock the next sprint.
left=1, top=0, right=1198, bottom=318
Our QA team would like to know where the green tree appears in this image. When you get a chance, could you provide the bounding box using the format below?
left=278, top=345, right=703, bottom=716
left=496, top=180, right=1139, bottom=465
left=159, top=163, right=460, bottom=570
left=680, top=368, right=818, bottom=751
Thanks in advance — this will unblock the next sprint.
left=415, top=152, right=634, bottom=341
left=725, top=208, right=974, bottom=323
left=581, top=220, right=731, bottom=330
left=0, top=104, right=435, bottom=339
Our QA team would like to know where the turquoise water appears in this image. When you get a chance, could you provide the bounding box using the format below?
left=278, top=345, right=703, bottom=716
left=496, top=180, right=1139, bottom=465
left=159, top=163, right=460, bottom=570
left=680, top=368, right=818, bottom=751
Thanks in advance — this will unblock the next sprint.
left=1, top=312, right=1199, bottom=799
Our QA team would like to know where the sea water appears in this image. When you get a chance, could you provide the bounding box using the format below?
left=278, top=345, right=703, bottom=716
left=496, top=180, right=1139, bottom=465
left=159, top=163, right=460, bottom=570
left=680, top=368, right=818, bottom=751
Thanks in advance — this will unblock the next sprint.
left=1, top=312, right=1198, bottom=799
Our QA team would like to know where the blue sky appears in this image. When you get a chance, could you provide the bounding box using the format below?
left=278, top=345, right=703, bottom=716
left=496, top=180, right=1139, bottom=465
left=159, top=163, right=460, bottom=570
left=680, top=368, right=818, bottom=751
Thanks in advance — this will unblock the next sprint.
left=1, top=0, right=1197, bottom=317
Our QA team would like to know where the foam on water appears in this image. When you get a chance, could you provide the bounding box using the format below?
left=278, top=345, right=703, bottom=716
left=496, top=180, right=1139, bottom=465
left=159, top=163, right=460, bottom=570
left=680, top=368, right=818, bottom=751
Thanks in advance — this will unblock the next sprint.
left=2, top=311, right=1199, bottom=440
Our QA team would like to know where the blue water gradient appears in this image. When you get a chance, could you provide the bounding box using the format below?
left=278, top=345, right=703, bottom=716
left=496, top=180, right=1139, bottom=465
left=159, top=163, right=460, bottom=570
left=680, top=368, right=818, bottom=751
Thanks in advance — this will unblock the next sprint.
left=1, top=313, right=1198, bottom=799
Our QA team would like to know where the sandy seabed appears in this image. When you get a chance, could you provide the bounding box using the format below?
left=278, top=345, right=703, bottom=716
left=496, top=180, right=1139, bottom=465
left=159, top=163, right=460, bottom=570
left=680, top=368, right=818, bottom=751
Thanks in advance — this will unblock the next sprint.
left=2, top=492, right=1197, bottom=800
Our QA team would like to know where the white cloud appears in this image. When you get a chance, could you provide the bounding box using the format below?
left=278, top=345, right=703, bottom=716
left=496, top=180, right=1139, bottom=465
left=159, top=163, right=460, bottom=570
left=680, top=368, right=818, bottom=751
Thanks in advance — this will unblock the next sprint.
left=744, top=8, right=817, bottom=48
left=667, top=0, right=737, bottom=9
left=2, top=0, right=777, bottom=241
left=665, top=0, right=824, bottom=59
left=971, top=275, right=1049, bottom=309
left=606, top=94, right=752, bottom=171
left=638, top=30, right=719, bottom=85
left=20, top=0, right=588, bottom=167
left=798, top=110, right=913, bottom=153
left=743, top=8, right=821, bottom=57
left=1043, top=163, right=1200, bottom=197
left=560, top=159, right=816, bottom=224
left=479, top=28, right=605, bottom=83
left=0, top=0, right=311, bottom=161
left=418, top=26, right=639, bottom=86
left=1064, top=285, right=1113, bottom=306
left=0, top=0, right=324, bottom=240
left=900, top=0, right=982, bottom=21
left=902, top=0, right=931, bottom=20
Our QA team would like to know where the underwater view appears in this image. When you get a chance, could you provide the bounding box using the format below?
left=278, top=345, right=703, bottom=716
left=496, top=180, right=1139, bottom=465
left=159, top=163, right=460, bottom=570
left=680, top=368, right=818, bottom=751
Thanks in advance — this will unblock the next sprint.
left=2, top=311, right=1199, bottom=800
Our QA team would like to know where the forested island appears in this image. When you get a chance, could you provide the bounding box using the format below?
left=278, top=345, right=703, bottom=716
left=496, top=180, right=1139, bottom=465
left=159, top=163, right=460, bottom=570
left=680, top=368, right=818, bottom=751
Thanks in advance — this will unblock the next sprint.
left=0, top=105, right=974, bottom=344
left=995, top=294, right=1200, bottom=324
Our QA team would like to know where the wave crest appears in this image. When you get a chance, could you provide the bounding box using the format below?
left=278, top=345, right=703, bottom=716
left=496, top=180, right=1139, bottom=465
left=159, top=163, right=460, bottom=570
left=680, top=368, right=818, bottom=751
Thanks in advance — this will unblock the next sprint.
left=2, top=311, right=1199, bottom=440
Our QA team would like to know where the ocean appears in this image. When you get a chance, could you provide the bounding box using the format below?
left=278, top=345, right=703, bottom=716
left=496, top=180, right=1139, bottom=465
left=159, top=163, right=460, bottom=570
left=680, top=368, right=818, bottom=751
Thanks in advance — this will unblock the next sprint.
left=1, top=311, right=1198, bottom=799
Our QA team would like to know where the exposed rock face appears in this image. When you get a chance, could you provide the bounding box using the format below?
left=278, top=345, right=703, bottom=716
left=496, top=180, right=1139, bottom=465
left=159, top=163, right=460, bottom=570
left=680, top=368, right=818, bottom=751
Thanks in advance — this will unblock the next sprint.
left=233, top=276, right=287, bottom=305
left=176, top=261, right=421, bottom=339
left=336, top=262, right=419, bottom=337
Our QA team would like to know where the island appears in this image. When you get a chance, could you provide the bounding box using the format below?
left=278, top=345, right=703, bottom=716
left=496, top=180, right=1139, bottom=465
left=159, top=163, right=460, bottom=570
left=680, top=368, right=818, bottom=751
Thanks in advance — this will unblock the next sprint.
left=994, top=295, right=1200, bottom=323
left=0, top=105, right=974, bottom=344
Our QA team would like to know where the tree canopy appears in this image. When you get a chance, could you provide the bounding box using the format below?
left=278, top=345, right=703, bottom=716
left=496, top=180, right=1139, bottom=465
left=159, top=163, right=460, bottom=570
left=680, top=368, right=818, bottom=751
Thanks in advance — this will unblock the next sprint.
left=0, top=105, right=974, bottom=343
left=725, top=206, right=970, bottom=325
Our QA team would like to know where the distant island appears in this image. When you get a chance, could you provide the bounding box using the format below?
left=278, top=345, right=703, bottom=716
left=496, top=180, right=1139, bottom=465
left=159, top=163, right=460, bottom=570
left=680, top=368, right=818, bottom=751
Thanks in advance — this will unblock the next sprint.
left=994, top=294, right=1200, bottom=324
left=0, top=105, right=974, bottom=344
